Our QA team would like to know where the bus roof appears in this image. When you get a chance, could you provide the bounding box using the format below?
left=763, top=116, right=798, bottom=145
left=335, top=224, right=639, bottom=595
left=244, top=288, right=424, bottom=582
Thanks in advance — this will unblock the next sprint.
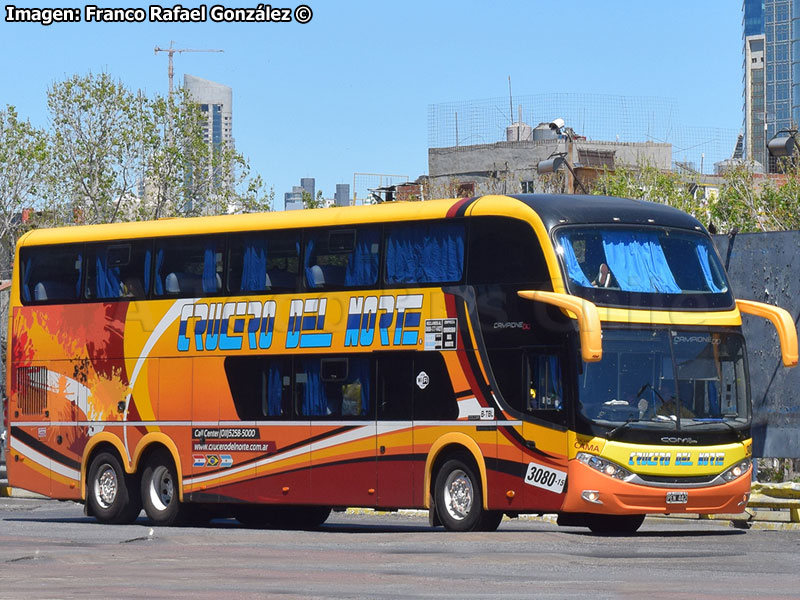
left=512, top=194, right=705, bottom=233
left=16, top=194, right=707, bottom=247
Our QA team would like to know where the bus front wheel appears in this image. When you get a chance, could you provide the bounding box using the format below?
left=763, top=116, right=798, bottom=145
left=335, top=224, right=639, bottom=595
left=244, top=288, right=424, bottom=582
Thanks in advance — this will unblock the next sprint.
left=434, top=457, right=485, bottom=532
left=141, top=449, right=184, bottom=526
left=586, top=513, right=645, bottom=534
left=87, top=451, right=141, bottom=524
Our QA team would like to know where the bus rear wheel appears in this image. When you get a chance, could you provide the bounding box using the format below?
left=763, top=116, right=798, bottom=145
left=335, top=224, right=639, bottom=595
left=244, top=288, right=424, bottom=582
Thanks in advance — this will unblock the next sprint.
left=586, top=514, right=645, bottom=534
left=434, top=457, right=485, bottom=532
left=87, top=451, right=141, bottom=524
left=271, top=506, right=332, bottom=530
left=141, top=449, right=184, bottom=526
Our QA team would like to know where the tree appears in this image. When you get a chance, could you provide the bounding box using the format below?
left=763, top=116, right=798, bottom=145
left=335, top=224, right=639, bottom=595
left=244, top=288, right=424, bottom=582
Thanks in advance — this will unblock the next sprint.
left=47, top=72, right=149, bottom=225
left=46, top=72, right=274, bottom=224
left=0, top=106, right=48, bottom=272
left=302, top=189, right=326, bottom=209
left=710, top=163, right=800, bottom=233
left=592, top=161, right=800, bottom=234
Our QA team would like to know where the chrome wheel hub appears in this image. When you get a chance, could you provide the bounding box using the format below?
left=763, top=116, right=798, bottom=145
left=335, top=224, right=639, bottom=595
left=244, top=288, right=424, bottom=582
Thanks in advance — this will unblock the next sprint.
left=443, top=469, right=473, bottom=521
left=95, top=465, right=118, bottom=509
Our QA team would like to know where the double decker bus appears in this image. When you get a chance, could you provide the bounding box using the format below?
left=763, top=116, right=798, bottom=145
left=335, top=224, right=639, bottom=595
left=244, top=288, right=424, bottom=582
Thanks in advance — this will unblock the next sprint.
left=5, top=194, right=797, bottom=532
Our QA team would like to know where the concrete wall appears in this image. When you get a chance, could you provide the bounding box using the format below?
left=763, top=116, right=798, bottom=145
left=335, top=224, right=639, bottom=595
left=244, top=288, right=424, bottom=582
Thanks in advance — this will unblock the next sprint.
left=426, top=140, right=672, bottom=197
left=713, top=231, right=800, bottom=458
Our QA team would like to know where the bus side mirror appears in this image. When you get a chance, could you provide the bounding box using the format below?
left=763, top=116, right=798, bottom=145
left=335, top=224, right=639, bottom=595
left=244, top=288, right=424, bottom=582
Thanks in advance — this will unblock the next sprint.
left=517, top=290, right=602, bottom=362
left=736, top=299, right=799, bottom=367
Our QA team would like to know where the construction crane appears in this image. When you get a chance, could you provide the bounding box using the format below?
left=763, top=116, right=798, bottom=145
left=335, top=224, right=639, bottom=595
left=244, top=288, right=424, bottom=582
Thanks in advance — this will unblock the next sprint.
left=154, top=41, right=223, bottom=94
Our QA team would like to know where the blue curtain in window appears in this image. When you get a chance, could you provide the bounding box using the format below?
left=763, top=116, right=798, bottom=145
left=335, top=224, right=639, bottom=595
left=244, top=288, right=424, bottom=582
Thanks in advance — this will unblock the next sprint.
left=708, top=381, right=720, bottom=416
left=386, top=223, right=464, bottom=284
left=267, top=363, right=283, bottom=416
left=154, top=249, right=164, bottom=295
left=304, top=239, right=318, bottom=288
left=202, top=243, right=218, bottom=293
left=345, top=229, right=379, bottom=286
left=241, top=237, right=268, bottom=292
left=74, top=253, right=83, bottom=299
left=695, top=245, right=723, bottom=293
left=548, top=356, right=563, bottom=400
left=348, top=358, right=371, bottom=414
left=22, top=256, right=32, bottom=302
left=601, top=232, right=680, bottom=293
left=302, top=360, right=328, bottom=416
left=144, top=250, right=152, bottom=295
left=95, top=250, right=121, bottom=298
left=559, top=237, right=592, bottom=287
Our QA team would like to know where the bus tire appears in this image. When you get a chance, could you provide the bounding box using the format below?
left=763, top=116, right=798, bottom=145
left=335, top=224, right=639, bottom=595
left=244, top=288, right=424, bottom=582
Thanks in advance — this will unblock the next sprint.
left=477, top=510, right=504, bottom=532
left=586, top=514, right=645, bottom=534
left=434, top=457, right=484, bottom=532
left=87, top=451, right=141, bottom=524
left=141, top=449, right=184, bottom=526
left=234, top=505, right=275, bottom=528
left=271, top=506, right=331, bottom=530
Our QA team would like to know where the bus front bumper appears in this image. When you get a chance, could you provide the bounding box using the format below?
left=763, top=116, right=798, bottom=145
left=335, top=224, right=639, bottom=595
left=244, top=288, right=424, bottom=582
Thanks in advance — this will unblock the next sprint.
left=561, top=459, right=752, bottom=515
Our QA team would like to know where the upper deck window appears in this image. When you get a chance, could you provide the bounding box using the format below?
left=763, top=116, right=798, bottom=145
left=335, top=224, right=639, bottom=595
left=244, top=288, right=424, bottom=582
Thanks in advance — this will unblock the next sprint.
left=304, top=227, right=380, bottom=290
left=556, top=227, right=732, bottom=310
left=386, top=222, right=465, bottom=285
left=21, top=245, right=83, bottom=303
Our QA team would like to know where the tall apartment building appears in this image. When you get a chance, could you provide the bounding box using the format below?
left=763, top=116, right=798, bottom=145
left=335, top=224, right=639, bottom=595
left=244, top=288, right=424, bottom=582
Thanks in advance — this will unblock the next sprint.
left=742, top=0, right=800, bottom=171
left=184, top=74, right=233, bottom=152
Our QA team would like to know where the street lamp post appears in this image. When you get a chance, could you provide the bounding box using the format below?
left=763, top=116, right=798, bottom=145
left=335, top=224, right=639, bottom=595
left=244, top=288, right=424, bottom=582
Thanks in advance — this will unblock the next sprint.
left=766, top=128, right=799, bottom=171
left=536, top=152, right=588, bottom=194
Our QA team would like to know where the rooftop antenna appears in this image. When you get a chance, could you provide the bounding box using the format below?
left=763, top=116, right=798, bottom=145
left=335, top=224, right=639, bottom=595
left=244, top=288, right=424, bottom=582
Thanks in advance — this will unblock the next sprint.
left=154, top=41, right=224, bottom=94
left=508, top=75, right=513, bottom=125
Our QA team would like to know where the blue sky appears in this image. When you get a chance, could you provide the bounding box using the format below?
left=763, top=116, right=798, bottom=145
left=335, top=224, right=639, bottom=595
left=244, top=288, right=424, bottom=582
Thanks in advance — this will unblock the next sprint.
left=2, top=1, right=743, bottom=209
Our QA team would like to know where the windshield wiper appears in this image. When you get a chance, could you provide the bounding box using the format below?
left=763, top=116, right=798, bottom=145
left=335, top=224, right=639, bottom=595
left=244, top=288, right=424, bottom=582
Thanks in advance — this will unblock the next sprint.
left=607, top=418, right=638, bottom=440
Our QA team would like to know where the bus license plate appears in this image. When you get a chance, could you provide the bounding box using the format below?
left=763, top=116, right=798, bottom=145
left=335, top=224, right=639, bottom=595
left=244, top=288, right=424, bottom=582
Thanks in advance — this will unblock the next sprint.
left=666, top=492, right=688, bottom=504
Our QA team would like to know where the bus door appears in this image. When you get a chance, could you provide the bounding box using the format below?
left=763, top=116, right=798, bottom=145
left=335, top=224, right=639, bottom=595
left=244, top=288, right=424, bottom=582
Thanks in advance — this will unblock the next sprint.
left=308, top=355, right=377, bottom=508
left=376, top=353, right=415, bottom=508
left=221, top=355, right=312, bottom=503
left=520, top=350, right=569, bottom=512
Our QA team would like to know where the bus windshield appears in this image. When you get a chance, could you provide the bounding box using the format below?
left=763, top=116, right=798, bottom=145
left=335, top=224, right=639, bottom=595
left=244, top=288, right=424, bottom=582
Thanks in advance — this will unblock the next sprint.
left=555, top=227, right=733, bottom=309
left=578, top=329, right=750, bottom=431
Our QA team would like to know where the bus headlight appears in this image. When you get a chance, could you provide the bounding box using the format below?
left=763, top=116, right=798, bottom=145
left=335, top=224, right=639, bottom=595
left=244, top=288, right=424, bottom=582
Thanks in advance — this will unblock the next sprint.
left=576, top=452, right=633, bottom=481
left=721, top=459, right=751, bottom=482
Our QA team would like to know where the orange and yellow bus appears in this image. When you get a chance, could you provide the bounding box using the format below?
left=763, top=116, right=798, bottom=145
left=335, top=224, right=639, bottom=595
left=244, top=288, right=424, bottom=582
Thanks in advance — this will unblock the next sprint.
left=6, top=194, right=797, bottom=532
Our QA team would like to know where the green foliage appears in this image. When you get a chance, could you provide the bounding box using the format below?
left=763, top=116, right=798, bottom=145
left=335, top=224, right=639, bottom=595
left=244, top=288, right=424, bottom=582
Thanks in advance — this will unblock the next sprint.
left=47, top=72, right=148, bottom=224
left=302, top=189, right=326, bottom=209
left=44, top=73, right=274, bottom=224
left=712, top=163, right=800, bottom=233
left=0, top=106, right=49, bottom=268
left=591, top=161, right=800, bottom=233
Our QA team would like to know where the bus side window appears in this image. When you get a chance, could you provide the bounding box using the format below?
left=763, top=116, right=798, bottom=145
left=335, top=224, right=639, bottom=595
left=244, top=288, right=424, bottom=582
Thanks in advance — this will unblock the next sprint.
left=385, top=222, right=465, bottom=285
left=21, top=245, right=83, bottom=304
left=377, top=354, right=414, bottom=420
left=304, top=227, right=380, bottom=290
left=296, top=356, right=373, bottom=418
left=467, top=217, right=548, bottom=285
left=227, top=231, right=300, bottom=294
left=526, top=353, right=563, bottom=411
left=85, top=242, right=150, bottom=300
left=490, top=349, right=565, bottom=417
left=154, top=236, right=224, bottom=297
left=224, top=356, right=291, bottom=419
